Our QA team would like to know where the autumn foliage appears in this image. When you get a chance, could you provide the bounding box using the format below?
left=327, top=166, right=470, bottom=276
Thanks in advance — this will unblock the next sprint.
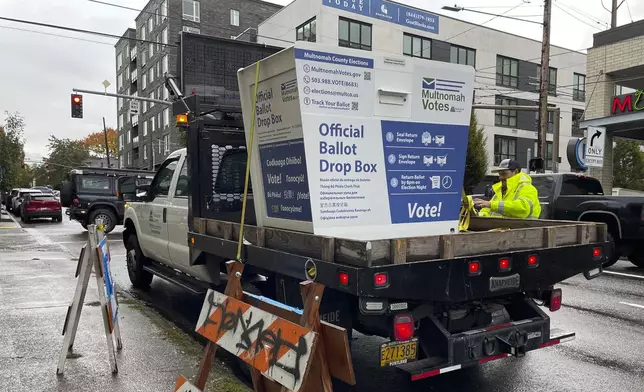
left=83, top=128, right=118, bottom=158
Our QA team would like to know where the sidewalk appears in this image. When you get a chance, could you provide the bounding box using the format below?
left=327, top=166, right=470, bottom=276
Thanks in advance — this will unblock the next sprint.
left=0, top=216, right=248, bottom=391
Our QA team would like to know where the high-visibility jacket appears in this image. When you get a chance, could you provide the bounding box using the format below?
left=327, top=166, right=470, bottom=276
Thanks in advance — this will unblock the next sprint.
left=479, top=172, right=541, bottom=219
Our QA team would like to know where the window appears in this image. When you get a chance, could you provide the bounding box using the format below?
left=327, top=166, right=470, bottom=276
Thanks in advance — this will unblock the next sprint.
left=142, top=100, right=147, bottom=113
left=163, top=108, right=170, bottom=128
left=174, top=160, right=190, bottom=197
left=142, top=73, right=147, bottom=90
left=403, top=33, right=431, bottom=59
left=158, top=112, right=162, bottom=129
left=548, top=67, right=557, bottom=96
left=150, top=92, right=155, bottom=108
left=158, top=138, right=162, bottom=154
left=148, top=17, right=154, bottom=33
left=148, top=67, right=154, bottom=83
left=127, top=130, right=131, bottom=143
left=162, top=55, right=168, bottom=75
left=296, top=17, right=316, bottom=42
left=127, top=151, right=132, bottom=165
left=163, top=134, right=170, bottom=152
left=496, top=56, right=519, bottom=88
left=494, top=136, right=517, bottom=165
left=140, top=26, right=146, bottom=41
left=163, top=85, right=169, bottom=100
left=119, top=134, right=124, bottom=150
left=494, top=96, right=517, bottom=127
left=230, top=9, right=240, bottom=26
left=338, top=17, right=371, bottom=51
left=80, top=177, right=111, bottom=193
left=117, top=52, right=123, bottom=68
left=143, top=145, right=148, bottom=160
left=143, top=120, right=148, bottom=136
left=183, top=0, right=201, bottom=22
left=160, top=0, right=167, bottom=20
left=151, top=117, right=156, bottom=132
left=450, top=45, right=475, bottom=66
left=155, top=9, right=160, bottom=25
left=124, top=66, right=129, bottom=82
left=118, top=114, right=124, bottom=131
left=162, top=27, right=168, bottom=45
left=149, top=42, right=154, bottom=58
left=119, top=155, right=124, bottom=168
left=149, top=158, right=179, bottom=198
left=215, top=150, right=251, bottom=194
left=572, top=108, right=584, bottom=137
left=117, top=72, right=123, bottom=90
left=535, top=110, right=554, bottom=133
left=546, top=142, right=554, bottom=170
left=573, top=73, right=586, bottom=102
left=118, top=97, right=123, bottom=110
left=560, top=177, right=604, bottom=195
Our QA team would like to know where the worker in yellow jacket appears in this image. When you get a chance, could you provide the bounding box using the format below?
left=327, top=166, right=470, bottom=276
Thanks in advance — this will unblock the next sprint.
left=473, top=159, right=541, bottom=219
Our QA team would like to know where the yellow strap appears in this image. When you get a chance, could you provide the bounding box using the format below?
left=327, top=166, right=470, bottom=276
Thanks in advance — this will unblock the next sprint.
left=458, top=189, right=474, bottom=232
left=236, top=61, right=261, bottom=262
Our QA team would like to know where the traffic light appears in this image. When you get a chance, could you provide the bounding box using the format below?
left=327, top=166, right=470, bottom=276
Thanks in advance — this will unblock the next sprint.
left=71, top=94, right=83, bottom=118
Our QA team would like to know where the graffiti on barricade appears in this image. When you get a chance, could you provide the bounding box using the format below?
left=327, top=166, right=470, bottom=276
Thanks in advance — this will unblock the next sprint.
left=195, top=289, right=317, bottom=391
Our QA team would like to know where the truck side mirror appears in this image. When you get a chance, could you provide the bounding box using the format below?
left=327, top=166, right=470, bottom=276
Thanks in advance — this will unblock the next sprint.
left=484, top=184, right=494, bottom=199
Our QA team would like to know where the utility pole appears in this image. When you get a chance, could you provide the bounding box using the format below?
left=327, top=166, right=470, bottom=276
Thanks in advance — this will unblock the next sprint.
left=611, top=0, right=618, bottom=28
left=102, top=117, right=111, bottom=168
left=537, top=0, right=552, bottom=173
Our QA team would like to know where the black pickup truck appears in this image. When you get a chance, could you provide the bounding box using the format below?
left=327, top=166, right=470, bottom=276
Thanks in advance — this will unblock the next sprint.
left=474, top=173, right=644, bottom=268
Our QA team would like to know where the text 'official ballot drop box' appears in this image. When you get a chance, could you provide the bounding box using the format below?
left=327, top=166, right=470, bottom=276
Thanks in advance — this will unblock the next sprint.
left=237, top=42, right=474, bottom=241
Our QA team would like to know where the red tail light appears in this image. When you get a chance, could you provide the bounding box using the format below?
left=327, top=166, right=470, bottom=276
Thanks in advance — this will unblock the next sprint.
left=338, top=272, right=349, bottom=286
left=374, top=272, right=388, bottom=287
left=468, top=261, right=481, bottom=275
left=527, top=255, right=538, bottom=268
left=549, top=289, right=562, bottom=312
left=72, top=198, right=80, bottom=206
left=592, top=248, right=602, bottom=258
left=25, top=202, right=37, bottom=212
left=393, top=313, right=414, bottom=341
left=499, top=258, right=511, bottom=272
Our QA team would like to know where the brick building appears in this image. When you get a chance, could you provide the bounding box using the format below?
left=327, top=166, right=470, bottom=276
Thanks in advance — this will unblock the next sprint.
left=115, top=0, right=281, bottom=169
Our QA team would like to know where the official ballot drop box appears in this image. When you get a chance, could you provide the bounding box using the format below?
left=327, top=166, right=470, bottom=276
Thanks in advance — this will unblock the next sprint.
left=237, top=42, right=475, bottom=241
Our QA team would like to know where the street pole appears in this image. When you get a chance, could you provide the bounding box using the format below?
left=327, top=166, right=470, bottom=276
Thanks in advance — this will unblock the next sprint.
left=537, top=0, right=552, bottom=174
left=552, top=108, right=560, bottom=173
left=102, top=117, right=111, bottom=168
left=611, top=0, right=618, bottom=28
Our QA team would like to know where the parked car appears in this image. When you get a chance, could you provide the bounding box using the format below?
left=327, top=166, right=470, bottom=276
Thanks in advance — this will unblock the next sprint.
left=20, top=193, right=62, bottom=223
left=10, top=189, right=42, bottom=214
left=60, top=167, right=153, bottom=233
left=5, top=188, right=21, bottom=211
left=33, top=186, right=54, bottom=194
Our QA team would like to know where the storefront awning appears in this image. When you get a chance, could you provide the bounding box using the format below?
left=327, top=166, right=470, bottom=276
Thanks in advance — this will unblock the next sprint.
left=580, top=111, right=644, bottom=140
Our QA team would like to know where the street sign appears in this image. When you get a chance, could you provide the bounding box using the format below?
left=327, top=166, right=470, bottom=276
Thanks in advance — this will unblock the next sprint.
left=129, top=100, right=139, bottom=116
left=585, top=126, right=606, bottom=168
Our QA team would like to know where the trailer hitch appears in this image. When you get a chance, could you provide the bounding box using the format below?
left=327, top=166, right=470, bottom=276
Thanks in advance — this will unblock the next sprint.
left=496, top=330, right=528, bottom=357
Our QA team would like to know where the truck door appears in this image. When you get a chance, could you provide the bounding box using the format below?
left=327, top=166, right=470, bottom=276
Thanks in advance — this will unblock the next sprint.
left=167, top=155, right=190, bottom=265
left=139, top=156, right=180, bottom=264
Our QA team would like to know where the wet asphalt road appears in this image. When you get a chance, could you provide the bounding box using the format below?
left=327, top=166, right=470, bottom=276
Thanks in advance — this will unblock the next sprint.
left=17, top=211, right=644, bottom=391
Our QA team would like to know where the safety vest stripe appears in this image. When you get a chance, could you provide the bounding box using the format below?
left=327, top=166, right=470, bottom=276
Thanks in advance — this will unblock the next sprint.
left=498, top=201, right=505, bottom=215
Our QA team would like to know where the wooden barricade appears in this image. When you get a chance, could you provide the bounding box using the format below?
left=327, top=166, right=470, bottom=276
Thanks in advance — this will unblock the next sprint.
left=175, top=260, right=355, bottom=392
left=57, top=223, right=122, bottom=375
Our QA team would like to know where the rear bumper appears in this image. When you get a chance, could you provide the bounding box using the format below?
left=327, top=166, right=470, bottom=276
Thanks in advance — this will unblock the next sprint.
left=66, top=208, right=89, bottom=222
left=24, top=210, right=62, bottom=219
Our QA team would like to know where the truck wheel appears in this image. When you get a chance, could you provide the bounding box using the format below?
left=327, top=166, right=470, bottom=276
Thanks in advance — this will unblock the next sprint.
left=90, top=208, right=117, bottom=233
left=627, top=248, right=644, bottom=268
left=603, top=233, right=620, bottom=268
left=126, top=234, right=153, bottom=289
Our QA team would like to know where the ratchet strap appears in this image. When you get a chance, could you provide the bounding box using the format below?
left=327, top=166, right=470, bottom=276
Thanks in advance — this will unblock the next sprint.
left=236, top=61, right=261, bottom=262
left=458, top=189, right=475, bottom=232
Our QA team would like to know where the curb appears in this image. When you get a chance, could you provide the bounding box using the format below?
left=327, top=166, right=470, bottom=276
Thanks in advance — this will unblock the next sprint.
left=0, top=207, right=21, bottom=228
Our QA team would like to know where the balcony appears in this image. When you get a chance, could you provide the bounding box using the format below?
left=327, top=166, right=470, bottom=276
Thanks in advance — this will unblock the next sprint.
left=132, top=136, right=140, bottom=145
left=130, top=46, right=137, bottom=61
left=131, top=69, right=138, bottom=82
left=132, top=115, right=139, bottom=126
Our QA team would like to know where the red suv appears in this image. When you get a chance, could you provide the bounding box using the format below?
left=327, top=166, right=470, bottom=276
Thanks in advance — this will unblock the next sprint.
left=20, top=193, right=63, bottom=223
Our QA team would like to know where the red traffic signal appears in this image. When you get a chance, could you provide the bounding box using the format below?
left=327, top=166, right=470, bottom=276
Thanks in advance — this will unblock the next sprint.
left=71, top=94, right=83, bottom=118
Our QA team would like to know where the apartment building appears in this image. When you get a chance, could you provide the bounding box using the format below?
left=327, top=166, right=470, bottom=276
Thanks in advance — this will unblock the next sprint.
left=115, top=0, right=282, bottom=169
left=257, top=0, right=588, bottom=172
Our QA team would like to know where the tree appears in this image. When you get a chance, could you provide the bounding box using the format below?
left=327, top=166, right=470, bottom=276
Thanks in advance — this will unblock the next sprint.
left=613, top=138, right=644, bottom=191
left=463, top=111, right=489, bottom=193
left=0, top=111, right=26, bottom=190
left=83, top=128, right=117, bottom=158
left=44, top=136, right=90, bottom=189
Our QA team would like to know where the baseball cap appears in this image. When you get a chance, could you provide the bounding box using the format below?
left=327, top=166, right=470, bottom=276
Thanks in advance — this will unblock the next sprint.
left=491, top=159, right=521, bottom=173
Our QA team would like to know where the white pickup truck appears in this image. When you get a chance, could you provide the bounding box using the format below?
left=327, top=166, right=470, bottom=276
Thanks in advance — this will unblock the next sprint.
left=122, top=148, right=218, bottom=290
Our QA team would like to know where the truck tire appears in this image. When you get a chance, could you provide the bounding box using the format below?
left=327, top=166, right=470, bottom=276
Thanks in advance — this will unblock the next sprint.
left=603, top=232, right=620, bottom=268
left=90, top=208, right=117, bottom=233
left=628, top=249, right=644, bottom=268
left=60, top=181, right=73, bottom=207
left=126, top=234, right=153, bottom=289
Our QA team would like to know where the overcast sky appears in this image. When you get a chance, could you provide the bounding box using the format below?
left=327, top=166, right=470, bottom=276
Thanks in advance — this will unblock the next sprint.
left=0, top=0, right=642, bottom=163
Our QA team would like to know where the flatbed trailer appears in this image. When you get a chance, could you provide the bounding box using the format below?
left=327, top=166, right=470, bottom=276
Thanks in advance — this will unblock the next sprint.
left=172, top=92, right=608, bottom=378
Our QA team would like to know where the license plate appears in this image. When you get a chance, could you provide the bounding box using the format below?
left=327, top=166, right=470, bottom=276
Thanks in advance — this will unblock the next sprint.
left=380, top=338, right=418, bottom=367
left=490, top=273, right=521, bottom=292
left=40, top=207, right=50, bottom=211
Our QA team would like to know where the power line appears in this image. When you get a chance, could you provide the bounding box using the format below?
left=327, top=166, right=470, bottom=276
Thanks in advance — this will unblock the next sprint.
left=553, top=2, right=603, bottom=30
left=0, top=15, right=177, bottom=47
left=557, top=1, right=608, bottom=26
left=625, top=0, right=634, bottom=23
left=444, top=2, right=527, bottom=42
left=0, top=24, right=114, bottom=45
